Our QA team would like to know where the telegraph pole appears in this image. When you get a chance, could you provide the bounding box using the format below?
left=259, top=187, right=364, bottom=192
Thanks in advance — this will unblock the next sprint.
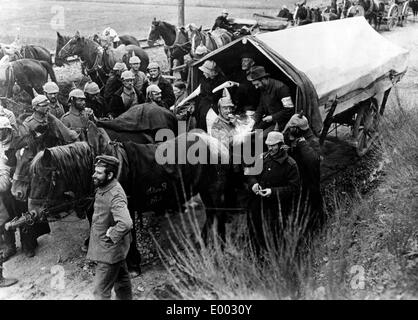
left=178, top=0, right=185, bottom=26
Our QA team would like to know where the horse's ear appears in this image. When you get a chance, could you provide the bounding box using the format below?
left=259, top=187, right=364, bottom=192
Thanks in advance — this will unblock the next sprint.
left=57, top=31, right=61, bottom=37
left=42, top=149, right=53, bottom=167
left=75, top=30, right=80, bottom=39
left=198, top=26, right=202, bottom=31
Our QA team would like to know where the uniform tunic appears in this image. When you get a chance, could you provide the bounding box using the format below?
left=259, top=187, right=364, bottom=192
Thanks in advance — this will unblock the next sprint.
left=23, top=114, right=48, bottom=134
left=253, top=78, right=294, bottom=132
left=87, top=179, right=133, bottom=264
left=48, top=101, right=65, bottom=120
left=130, top=69, right=148, bottom=94
left=247, top=151, right=300, bottom=252
left=61, top=110, right=90, bottom=141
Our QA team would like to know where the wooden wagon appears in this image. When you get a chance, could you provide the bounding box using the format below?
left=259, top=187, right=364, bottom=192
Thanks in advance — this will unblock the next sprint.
left=188, top=17, right=408, bottom=156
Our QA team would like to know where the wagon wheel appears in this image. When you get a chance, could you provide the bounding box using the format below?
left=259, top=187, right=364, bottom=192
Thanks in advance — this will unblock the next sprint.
left=401, top=1, right=412, bottom=24
left=347, top=5, right=365, bottom=17
left=387, top=4, right=399, bottom=30
left=352, top=99, right=380, bottom=157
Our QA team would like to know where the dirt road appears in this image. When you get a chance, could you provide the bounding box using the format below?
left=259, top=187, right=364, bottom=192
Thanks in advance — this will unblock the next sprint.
left=1, top=19, right=417, bottom=300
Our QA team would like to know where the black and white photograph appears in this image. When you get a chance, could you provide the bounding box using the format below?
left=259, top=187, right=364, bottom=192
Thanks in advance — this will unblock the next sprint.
left=0, top=0, right=417, bottom=302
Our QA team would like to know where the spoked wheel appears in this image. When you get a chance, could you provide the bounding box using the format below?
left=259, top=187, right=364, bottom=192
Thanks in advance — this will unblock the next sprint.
left=402, top=1, right=412, bottom=25
left=387, top=4, right=399, bottom=30
left=352, top=99, right=380, bottom=157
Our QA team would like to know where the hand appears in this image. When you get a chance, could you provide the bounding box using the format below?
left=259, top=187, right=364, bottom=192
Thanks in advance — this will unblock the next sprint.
left=262, top=115, right=273, bottom=123
left=251, top=183, right=261, bottom=194
left=259, top=188, right=272, bottom=197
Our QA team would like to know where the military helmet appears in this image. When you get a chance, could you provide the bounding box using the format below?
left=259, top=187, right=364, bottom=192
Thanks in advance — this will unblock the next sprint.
left=43, top=81, right=59, bottom=94
left=0, top=116, right=12, bottom=130
left=265, top=131, right=284, bottom=146
left=121, top=70, right=135, bottom=80
left=84, top=81, right=100, bottom=95
left=129, top=55, right=141, bottom=64
left=147, top=62, right=160, bottom=70
left=68, top=88, right=86, bottom=99
left=32, top=95, right=49, bottom=108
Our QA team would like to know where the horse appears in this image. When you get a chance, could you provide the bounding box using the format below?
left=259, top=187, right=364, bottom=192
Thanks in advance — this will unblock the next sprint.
left=58, top=31, right=149, bottom=88
left=189, top=26, right=233, bottom=58
left=27, top=131, right=231, bottom=271
left=147, top=19, right=191, bottom=81
left=358, top=0, right=385, bottom=29
left=0, top=55, right=57, bottom=98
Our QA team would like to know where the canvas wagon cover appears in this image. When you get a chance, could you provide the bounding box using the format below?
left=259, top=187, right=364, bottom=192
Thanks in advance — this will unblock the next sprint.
left=255, top=17, right=409, bottom=104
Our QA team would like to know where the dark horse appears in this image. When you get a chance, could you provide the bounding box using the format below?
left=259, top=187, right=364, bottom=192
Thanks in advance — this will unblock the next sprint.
left=58, top=31, right=149, bottom=88
left=27, top=132, right=230, bottom=272
left=56, top=32, right=140, bottom=67
left=147, top=19, right=191, bottom=81
left=1, top=56, right=57, bottom=98
left=0, top=43, right=52, bottom=66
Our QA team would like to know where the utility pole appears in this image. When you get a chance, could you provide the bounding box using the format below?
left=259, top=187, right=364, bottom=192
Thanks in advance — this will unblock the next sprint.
left=178, top=0, right=185, bottom=27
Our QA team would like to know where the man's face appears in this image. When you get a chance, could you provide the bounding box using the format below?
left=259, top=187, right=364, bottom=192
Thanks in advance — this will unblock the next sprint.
left=131, top=63, right=140, bottom=71
left=173, top=86, right=183, bottom=99
left=73, top=97, right=86, bottom=111
left=0, top=128, right=11, bottom=142
left=267, top=143, right=280, bottom=156
left=123, top=78, right=134, bottom=90
left=46, top=92, right=58, bottom=104
left=241, top=58, right=254, bottom=71
left=252, top=79, right=264, bottom=90
left=34, top=102, right=50, bottom=115
left=92, top=165, right=111, bottom=187
left=149, top=68, right=160, bottom=79
left=151, top=91, right=162, bottom=102
left=220, top=104, right=234, bottom=120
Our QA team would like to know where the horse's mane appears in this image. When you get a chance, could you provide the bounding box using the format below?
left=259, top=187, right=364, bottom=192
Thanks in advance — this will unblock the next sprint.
left=31, top=141, right=94, bottom=195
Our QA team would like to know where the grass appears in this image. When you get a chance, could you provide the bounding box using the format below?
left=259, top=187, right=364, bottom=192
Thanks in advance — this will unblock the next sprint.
left=149, top=89, right=418, bottom=300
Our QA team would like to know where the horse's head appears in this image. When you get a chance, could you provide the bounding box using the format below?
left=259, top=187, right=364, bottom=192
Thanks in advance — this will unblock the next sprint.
left=171, top=27, right=191, bottom=60
left=55, top=32, right=70, bottom=67
left=147, top=18, right=162, bottom=47
left=58, top=30, right=84, bottom=59
left=11, top=146, right=34, bottom=201
left=28, top=142, right=94, bottom=218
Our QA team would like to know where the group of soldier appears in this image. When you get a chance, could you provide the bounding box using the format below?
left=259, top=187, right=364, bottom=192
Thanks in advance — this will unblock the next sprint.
left=0, top=38, right=324, bottom=299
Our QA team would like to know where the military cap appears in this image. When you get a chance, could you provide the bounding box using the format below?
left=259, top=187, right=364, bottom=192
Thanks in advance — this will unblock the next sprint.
left=265, top=131, right=284, bottom=145
left=95, top=155, right=120, bottom=169
left=121, top=70, right=135, bottom=80
left=283, top=114, right=309, bottom=132
left=43, top=81, right=59, bottom=94
left=32, top=95, right=49, bottom=108
left=129, top=55, right=141, bottom=64
left=113, top=62, right=128, bottom=71
left=146, top=84, right=162, bottom=95
left=147, top=62, right=160, bottom=70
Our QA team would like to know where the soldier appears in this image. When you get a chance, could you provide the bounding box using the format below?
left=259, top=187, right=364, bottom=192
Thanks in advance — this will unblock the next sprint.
left=43, top=81, right=65, bottom=119
left=211, top=9, right=235, bottom=33
left=286, top=118, right=324, bottom=238
left=283, top=113, right=321, bottom=157
left=109, top=70, right=144, bottom=118
left=229, top=52, right=260, bottom=114
left=0, top=116, right=16, bottom=261
left=23, top=94, right=50, bottom=134
left=84, top=81, right=109, bottom=119
left=247, top=131, right=300, bottom=255
left=211, top=96, right=237, bottom=145
left=145, top=62, right=175, bottom=108
left=145, top=84, right=168, bottom=109
left=88, top=155, right=133, bottom=300
left=61, top=89, right=92, bottom=141
left=248, top=66, right=294, bottom=139
left=128, top=55, right=147, bottom=94
left=104, top=62, right=128, bottom=107
left=0, top=101, right=17, bottom=133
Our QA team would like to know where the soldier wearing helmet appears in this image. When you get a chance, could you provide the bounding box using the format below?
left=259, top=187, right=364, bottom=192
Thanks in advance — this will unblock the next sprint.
left=144, top=62, right=175, bottom=108
left=109, top=70, right=144, bottom=117
left=101, top=27, right=120, bottom=49
left=84, top=81, right=109, bottom=119
left=0, top=116, right=17, bottom=261
left=211, top=9, right=234, bottom=33
left=145, top=84, right=168, bottom=109
left=129, top=55, right=148, bottom=94
left=104, top=62, right=128, bottom=107
left=23, top=93, right=50, bottom=134
left=43, top=81, right=65, bottom=119
left=61, top=88, right=92, bottom=141
left=247, top=130, right=300, bottom=255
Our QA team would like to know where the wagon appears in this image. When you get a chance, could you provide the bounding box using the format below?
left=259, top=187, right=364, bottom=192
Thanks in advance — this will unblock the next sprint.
left=189, top=17, right=408, bottom=157
left=375, top=0, right=412, bottom=30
